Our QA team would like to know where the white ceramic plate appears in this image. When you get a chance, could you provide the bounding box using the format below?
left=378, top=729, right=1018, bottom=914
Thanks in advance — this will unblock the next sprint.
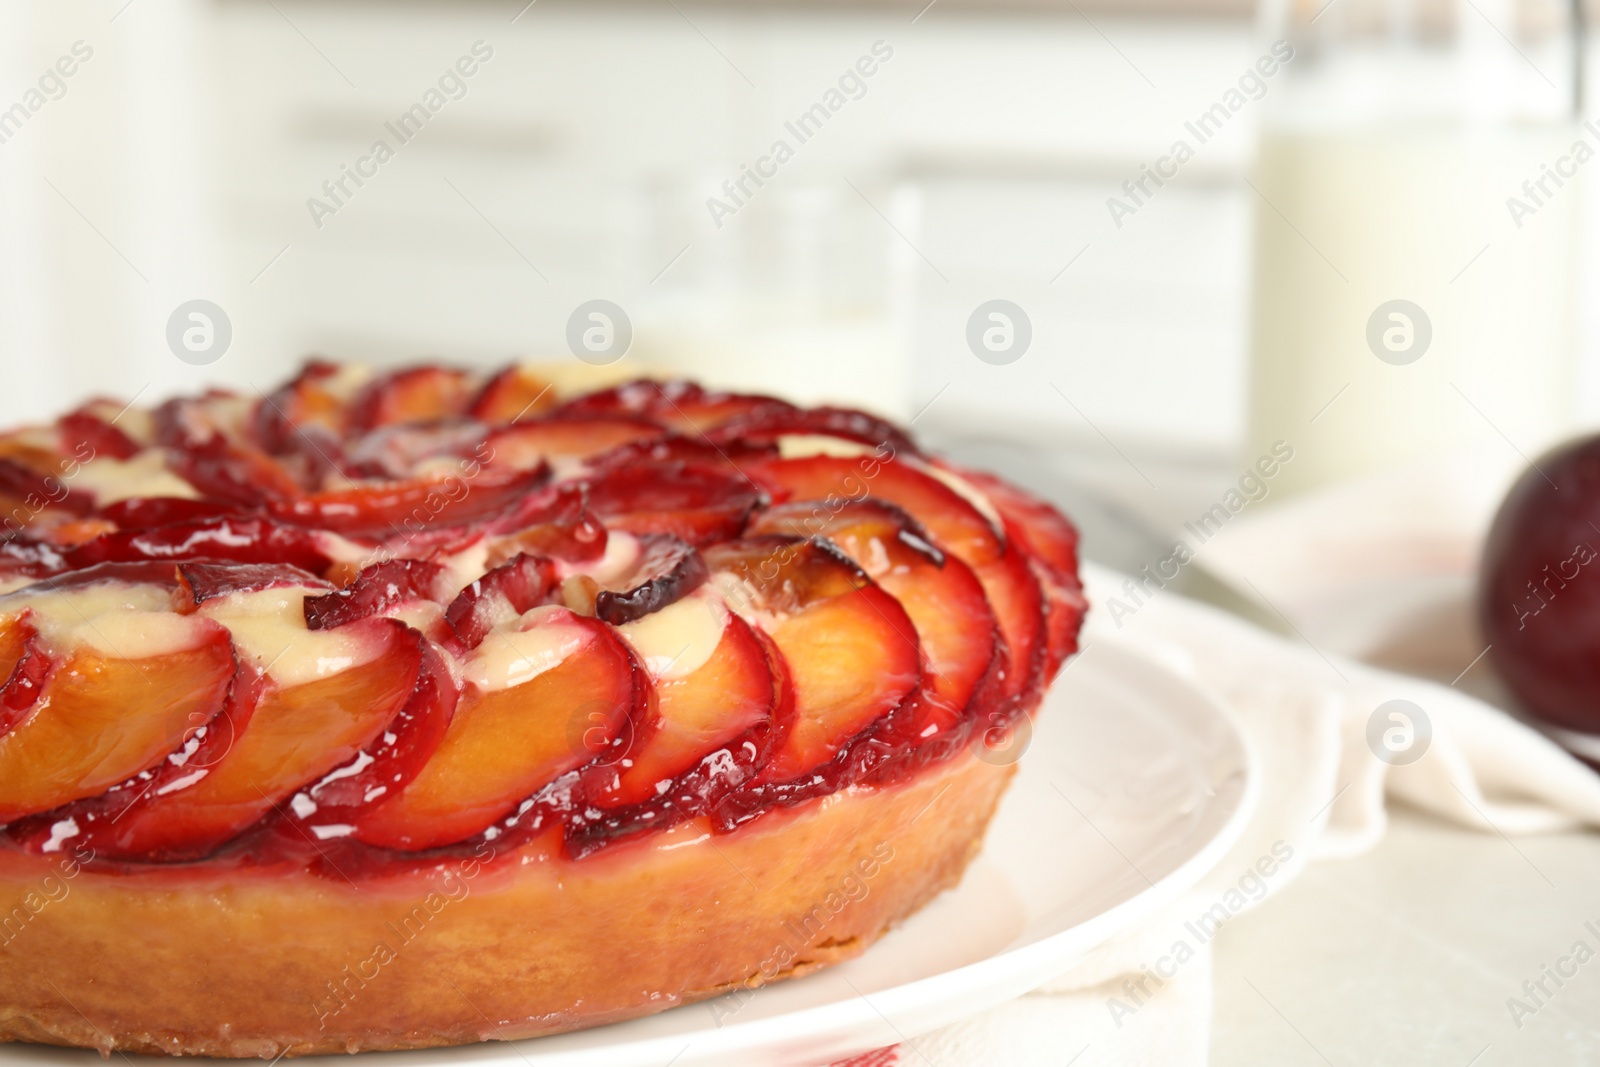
left=1, top=635, right=1255, bottom=1067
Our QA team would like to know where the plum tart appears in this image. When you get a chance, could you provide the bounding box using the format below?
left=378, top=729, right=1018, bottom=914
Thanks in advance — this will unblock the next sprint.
left=0, top=362, right=1085, bottom=1057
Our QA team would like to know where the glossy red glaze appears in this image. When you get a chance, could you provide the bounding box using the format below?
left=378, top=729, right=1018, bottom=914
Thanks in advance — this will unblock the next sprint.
left=303, top=559, right=450, bottom=630
left=0, top=615, right=51, bottom=737
left=592, top=534, right=708, bottom=626
left=60, top=410, right=141, bottom=461
left=64, top=517, right=335, bottom=574
left=587, top=461, right=765, bottom=546
left=66, top=619, right=421, bottom=861
left=291, top=637, right=460, bottom=827
left=557, top=378, right=793, bottom=435
left=178, top=560, right=329, bottom=604
left=444, top=553, right=559, bottom=650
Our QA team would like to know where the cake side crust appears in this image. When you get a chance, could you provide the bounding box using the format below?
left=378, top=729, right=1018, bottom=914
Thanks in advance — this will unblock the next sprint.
left=0, top=752, right=1015, bottom=1058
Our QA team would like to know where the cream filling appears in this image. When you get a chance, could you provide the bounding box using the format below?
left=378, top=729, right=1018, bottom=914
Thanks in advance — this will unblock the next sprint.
left=547, top=455, right=590, bottom=483
left=320, top=363, right=375, bottom=402
left=4, top=582, right=208, bottom=660
left=522, top=361, right=637, bottom=398
left=617, top=587, right=728, bottom=680
left=72, top=451, right=200, bottom=504
left=461, top=605, right=589, bottom=691
left=199, top=394, right=258, bottom=439
left=712, top=570, right=785, bottom=633
left=390, top=600, right=445, bottom=635
left=412, top=456, right=469, bottom=480
left=776, top=434, right=875, bottom=459
left=199, top=585, right=381, bottom=687
left=103, top=406, right=155, bottom=446
left=438, top=539, right=492, bottom=597
left=2, top=426, right=63, bottom=454
left=312, top=532, right=376, bottom=569
left=558, top=530, right=639, bottom=587
left=0, top=576, right=39, bottom=596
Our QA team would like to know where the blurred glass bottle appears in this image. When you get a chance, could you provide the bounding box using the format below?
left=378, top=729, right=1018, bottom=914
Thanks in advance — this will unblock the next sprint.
left=1247, top=0, right=1583, bottom=494
left=631, top=177, right=913, bottom=422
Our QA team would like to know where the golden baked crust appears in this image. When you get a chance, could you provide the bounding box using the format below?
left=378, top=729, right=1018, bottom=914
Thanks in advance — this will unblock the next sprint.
left=0, top=752, right=1012, bottom=1058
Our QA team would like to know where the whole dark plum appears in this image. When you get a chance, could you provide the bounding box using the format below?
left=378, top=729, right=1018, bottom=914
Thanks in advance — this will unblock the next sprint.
left=1481, top=435, right=1600, bottom=733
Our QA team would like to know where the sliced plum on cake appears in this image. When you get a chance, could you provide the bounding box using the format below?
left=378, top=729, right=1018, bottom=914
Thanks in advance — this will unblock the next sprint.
left=0, top=574, right=235, bottom=824
left=746, top=499, right=1002, bottom=777
left=566, top=594, right=785, bottom=856
left=483, top=416, right=667, bottom=473
left=287, top=637, right=459, bottom=838
left=704, top=537, right=921, bottom=788
left=0, top=613, right=49, bottom=736
left=443, top=552, right=560, bottom=650
left=302, top=557, right=456, bottom=636
left=252, top=359, right=367, bottom=481
left=945, top=465, right=1088, bottom=678
left=555, top=379, right=793, bottom=436
left=349, top=605, right=644, bottom=851
left=481, top=483, right=609, bottom=565
left=469, top=363, right=557, bottom=423
left=584, top=533, right=708, bottom=626
left=347, top=365, right=478, bottom=432
left=59, top=405, right=143, bottom=462
left=705, top=405, right=919, bottom=457
left=9, top=578, right=423, bottom=861
left=585, top=461, right=766, bottom=547
left=749, top=452, right=1046, bottom=720
left=267, top=464, right=551, bottom=541
left=153, top=393, right=307, bottom=507
left=338, top=420, right=491, bottom=482
left=64, top=514, right=337, bottom=575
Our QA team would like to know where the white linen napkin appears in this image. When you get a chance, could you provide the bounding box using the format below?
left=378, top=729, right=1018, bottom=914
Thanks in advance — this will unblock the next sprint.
left=829, top=453, right=1600, bottom=1067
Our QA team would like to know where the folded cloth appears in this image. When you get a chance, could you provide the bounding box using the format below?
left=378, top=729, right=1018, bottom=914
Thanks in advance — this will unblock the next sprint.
left=1196, top=447, right=1523, bottom=680
left=828, top=454, right=1600, bottom=1067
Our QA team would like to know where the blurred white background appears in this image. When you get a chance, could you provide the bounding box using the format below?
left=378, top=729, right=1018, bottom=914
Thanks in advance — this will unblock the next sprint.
left=0, top=2, right=1312, bottom=460
left=2, top=0, right=1597, bottom=497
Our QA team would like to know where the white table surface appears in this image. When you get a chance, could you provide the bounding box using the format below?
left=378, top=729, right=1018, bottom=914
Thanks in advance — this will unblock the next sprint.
left=1213, top=805, right=1600, bottom=1065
